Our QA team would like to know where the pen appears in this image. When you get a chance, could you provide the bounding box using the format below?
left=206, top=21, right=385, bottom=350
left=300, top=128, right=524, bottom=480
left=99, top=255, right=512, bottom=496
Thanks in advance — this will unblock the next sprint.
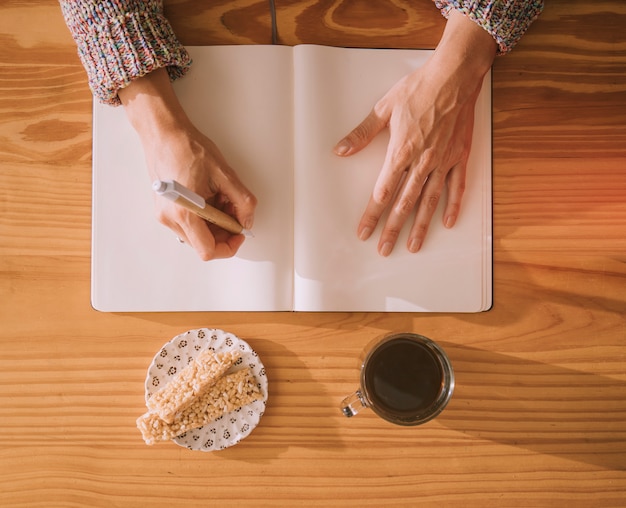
left=152, top=179, right=253, bottom=237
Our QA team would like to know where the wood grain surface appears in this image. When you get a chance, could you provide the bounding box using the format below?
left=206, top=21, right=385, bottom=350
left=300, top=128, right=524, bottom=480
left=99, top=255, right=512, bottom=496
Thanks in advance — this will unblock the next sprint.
left=1, top=0, right=625, bottom=506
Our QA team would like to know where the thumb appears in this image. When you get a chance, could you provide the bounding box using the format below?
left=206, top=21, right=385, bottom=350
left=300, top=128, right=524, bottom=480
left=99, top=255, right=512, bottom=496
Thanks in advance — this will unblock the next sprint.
left=215, top=171, right=258, bottom=231
left=333, top=109, right=386, bottom=157
left=228, top=187, right=257, bottom=232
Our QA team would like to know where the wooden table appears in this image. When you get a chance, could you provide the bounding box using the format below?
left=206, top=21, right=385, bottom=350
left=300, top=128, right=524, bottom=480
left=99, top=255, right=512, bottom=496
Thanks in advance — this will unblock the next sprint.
left=1, top=1, right=625, bottom=506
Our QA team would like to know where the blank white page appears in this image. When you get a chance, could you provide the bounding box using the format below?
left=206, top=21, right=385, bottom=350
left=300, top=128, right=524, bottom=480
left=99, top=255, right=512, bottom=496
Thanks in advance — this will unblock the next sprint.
left=292, top=45, right=492, bottom=312
left=92, top=46, right=295, bottom=312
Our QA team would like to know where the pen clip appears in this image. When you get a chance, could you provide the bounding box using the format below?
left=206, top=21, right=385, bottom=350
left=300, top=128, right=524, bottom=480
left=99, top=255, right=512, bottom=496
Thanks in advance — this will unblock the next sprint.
left=152, top=179, right=206, bottom=209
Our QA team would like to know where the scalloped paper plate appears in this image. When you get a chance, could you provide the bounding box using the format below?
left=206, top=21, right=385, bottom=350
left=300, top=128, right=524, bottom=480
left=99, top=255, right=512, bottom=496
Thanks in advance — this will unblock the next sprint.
left=145, top=328, right=268, bottom=451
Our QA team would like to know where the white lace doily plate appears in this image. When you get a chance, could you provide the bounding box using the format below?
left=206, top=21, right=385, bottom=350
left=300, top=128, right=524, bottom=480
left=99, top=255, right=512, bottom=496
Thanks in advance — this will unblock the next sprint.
left=145, top=328, right=268, bottom=451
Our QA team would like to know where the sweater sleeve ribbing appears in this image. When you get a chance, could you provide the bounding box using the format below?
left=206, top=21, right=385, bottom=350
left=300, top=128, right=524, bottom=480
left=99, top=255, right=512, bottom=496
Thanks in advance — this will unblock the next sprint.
left=59, top=0, right=192, bottom=105
left=433, top=0, right=544, bottom=54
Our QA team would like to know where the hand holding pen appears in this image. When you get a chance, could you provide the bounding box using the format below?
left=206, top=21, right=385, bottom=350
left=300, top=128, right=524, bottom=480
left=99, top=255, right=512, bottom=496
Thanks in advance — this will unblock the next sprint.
left=153, top=177, right=256, bottom=260
left=116, top=68, right=257, bottom=261
left=148, top=144, right=257, bottom=261
left=153, top=179, right=254, bottom=237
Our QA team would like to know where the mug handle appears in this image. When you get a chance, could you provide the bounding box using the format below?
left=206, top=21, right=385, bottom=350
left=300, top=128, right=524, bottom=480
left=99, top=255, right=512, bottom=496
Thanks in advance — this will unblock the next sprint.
left=340, top=389, right=368, bottom=417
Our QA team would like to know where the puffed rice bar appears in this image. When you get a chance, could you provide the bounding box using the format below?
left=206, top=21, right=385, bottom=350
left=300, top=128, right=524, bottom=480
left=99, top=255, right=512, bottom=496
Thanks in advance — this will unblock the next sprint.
left=146, top=349, right=241, bottom=423
left=137, top=367, right=262, bottom=445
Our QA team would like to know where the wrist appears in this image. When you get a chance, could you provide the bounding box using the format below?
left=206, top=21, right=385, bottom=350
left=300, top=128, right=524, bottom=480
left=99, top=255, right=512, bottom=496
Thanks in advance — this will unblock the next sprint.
left=430, top=9, right=497, bottom=100
left=118, top=67, right=193, bottom=144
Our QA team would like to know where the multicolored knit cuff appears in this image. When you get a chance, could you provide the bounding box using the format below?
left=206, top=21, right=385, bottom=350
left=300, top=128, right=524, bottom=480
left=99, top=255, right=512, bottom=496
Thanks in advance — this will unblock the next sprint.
left=433, top=0, right=544, bottom=54
left=61, top=1, right=192, bottom=105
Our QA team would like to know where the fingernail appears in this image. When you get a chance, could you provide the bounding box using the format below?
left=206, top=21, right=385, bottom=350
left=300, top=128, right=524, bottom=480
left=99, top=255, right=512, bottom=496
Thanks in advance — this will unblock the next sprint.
left=408, top=238, right=422, bottom=253
left=334, top=141, right=350, bottom=155
left=380, top=242, right=393, bottom=257
left=359, top=227, right=372, bottom=241
left=445, top=215, right=456, bottom=228
left=243, top=218, right=253, bottom=230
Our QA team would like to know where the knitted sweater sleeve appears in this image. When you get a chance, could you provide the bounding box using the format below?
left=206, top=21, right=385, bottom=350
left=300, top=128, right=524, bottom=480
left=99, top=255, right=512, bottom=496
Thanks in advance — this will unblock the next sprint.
left=59, top=0, right=192, bottom=105
left=433, top=0, right=544, bottom=54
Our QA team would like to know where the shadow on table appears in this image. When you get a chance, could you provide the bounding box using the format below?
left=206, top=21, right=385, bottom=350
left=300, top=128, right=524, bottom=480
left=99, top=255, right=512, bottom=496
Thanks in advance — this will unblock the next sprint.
left=437, top=342, right=626, bottom=471
left=211, top=338, right=346, bottom=463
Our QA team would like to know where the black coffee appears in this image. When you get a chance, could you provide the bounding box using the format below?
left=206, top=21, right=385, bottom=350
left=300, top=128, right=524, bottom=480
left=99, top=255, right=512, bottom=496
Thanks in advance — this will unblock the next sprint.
left=364, top=337, right=443, bottom=417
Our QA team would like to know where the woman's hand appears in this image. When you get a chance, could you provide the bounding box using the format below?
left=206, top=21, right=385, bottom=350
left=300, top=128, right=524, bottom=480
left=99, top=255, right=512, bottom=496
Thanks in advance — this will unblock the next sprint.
left=118, top=68, right=257, bottom=261
left=334, top=10, right=496, bottom=256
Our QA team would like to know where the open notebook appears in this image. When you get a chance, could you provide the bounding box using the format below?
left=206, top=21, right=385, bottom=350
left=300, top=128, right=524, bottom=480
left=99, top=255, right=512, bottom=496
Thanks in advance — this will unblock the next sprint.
left=92, top=45, right=492, bottom=312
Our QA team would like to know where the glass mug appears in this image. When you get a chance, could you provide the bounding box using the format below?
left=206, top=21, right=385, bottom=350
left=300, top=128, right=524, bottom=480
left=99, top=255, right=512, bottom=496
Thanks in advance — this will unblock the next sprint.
left=340, top=333, right=455, bottom=426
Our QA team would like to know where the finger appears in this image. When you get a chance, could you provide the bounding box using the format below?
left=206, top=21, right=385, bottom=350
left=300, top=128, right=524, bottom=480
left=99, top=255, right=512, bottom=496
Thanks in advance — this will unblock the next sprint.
left=376, top=169, right=426, bottom=256
left=156, top=204, right=190, bottom=245
left=202, top=223, right=246, bottom=260
left=442, top=159, right=467, bottom=228
left=159, top=203, right=219, bottom=261
left=185, top=217, right=217, bottom=261
left=442, top=102, right=472, bottom=229
left=208, top=223, right=246, bottom=258
left=357, top=131, right=418, bottom=245
left=172, top=228, right=189, bottom=245
left=157, top=191, right=247, bottom=260
left=357, top=162, right=413, bottom=243
left=213, top=168, right=258, bottom=231
left=362, top=131, right=421, bottom=250
left=333, top=108, right=387, bottom=157
left=357, top=194, right=387, bottom=242
left=406, top=167, right=448, bottom=253
left=184, top=215, right=245, bottom=261
left=167, top=220, right=189, bottom=245
left=371, top=130, right=420, bottom=206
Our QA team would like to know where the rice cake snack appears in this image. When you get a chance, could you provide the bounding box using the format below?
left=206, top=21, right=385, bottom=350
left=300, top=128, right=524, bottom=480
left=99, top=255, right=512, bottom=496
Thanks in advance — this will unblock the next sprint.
left=137, top=367, right=262, bottom=445
left=146, top=349, right=240, bottom=423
